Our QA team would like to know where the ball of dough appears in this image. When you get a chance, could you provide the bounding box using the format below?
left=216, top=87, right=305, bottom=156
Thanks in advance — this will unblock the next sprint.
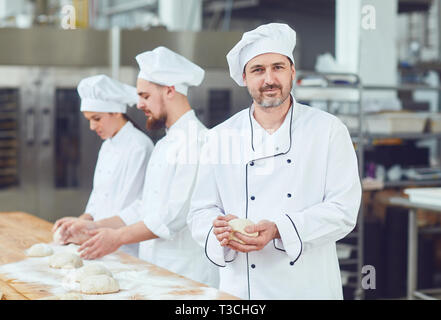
left=74, top=264, right=113, bottom=282
left=80, top=275, right=119, bottom=294
left=26, top=243, right=54, bottom=257
left=228, top=218, right=258, bottom=244
left=49, top=252, right=83, bottom=269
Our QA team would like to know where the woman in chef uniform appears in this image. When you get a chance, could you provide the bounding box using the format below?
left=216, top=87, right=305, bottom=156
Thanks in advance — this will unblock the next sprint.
left=53, top=74, right=154, bottom=257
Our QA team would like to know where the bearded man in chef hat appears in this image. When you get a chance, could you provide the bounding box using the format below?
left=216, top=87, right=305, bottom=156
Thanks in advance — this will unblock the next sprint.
left=188, top=23, right=362, bottom=300
left=68, top=47, right=219, bottom=288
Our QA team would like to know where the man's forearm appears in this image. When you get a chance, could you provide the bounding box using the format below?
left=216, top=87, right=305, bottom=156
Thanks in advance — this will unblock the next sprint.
left=117, top=221, right=159, bottom=246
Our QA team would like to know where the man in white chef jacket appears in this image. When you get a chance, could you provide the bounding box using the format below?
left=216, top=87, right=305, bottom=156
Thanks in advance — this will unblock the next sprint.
left=187, top=23, right=362, bottom=299
left=70, top=47, right=219, bottom=288
left=53, top=75, right=154, bottom=258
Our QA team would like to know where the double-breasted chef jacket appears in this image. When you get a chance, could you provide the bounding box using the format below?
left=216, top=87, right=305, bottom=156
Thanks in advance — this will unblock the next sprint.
left=188, top=96, right=362, bottom=299
left=118, top=110, right=220, bottom=288
left=85, top=121, right=154, bottom=257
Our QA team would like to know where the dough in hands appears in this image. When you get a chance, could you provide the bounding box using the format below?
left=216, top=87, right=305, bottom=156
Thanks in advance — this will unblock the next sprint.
left=49, top=252, right=83, bottom=269
left=74, top=264, right=113, bottom=282
left=53, top=227, right=65, bottom=245
left=53, top=225, right=91, bottom=246
left=26, top=243, right=54, bottom=257
left=228, top=218, right=258, bottom=244
left=80, top=275, right=119, bottom=294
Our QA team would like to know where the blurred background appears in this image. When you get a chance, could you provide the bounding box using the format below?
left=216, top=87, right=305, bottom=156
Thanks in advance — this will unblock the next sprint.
left=0, top=0, right=441, bottom=300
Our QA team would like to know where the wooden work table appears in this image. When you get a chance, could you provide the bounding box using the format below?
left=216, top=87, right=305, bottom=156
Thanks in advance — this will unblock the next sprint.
left=0, top=212, right=237, bottom=300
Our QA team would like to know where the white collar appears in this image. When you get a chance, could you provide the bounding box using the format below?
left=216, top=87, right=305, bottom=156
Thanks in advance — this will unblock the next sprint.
left=165, top=109, right=196, bottom=135
left=108, top=121, right=133, bottom=146
left=248, top=96, right=294, bottom=158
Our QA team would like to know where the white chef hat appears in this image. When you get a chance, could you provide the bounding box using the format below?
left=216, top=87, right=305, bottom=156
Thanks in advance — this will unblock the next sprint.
left=226, top=23, right=296, bottom=86
left=135, top=46, right=205, bottom=96
left=78, top=75, right=138, bottom=113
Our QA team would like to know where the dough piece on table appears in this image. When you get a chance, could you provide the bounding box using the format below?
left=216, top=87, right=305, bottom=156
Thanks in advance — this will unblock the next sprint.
left=80, top=275, right=119, bottom=294
left=74, top=264, right=113, bottom=282
left=49, top=252, right=83, bottom=269
left=0, top=289, right=3, bottom=300
left=228, top=218, right=258, bottom=245
left=26, top=243, right=54, bottom=257
left=38, top=293, right=83, bottom=300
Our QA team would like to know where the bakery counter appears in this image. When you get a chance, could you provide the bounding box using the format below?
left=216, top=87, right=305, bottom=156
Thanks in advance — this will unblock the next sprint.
left=0, top=211, right=237, bottom=300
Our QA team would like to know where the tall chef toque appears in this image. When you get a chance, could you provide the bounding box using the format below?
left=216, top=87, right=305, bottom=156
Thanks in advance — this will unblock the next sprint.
left=226, top=23, right=296, bottom=86
left=78, top=75, right=138, bottom=113
left=135, top=46, right=205, bottom=96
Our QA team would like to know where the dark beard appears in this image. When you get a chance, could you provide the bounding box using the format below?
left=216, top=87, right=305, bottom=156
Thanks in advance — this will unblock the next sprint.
left=146, top=115, right=166, bottom=130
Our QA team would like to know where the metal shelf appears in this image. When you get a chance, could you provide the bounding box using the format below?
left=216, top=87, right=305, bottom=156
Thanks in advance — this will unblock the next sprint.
left=351, top=132, right=441, bottom=142
left=363, top=84, right=441, bottom=92
left=339, top=259, right=359, bottom=266
left=296, top=70, right=365, bottom=300
left=384, top=180, right=441, bottom=188
left=296, top=71, right=441, bottom=300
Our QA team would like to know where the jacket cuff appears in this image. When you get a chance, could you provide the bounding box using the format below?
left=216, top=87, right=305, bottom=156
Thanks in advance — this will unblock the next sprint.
left=205, top=226, right=232, bottom=267
left=274, top=214, right=303, bottom=263
left=118, top=205, right=140, bottom=226
left=143, top=213, right=171, bottom=240
left=273, top=238, right=286, bottom=252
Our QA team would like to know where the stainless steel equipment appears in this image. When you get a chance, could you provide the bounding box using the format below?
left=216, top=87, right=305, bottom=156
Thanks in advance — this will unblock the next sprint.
left=0, top=64, right=250, bottom=222
left=0, top=27, right=252, bottom=222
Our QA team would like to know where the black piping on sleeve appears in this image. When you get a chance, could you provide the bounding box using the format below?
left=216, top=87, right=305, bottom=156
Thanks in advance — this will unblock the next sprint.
left=286, top=214, right=303, bottom=263
left=204, top=225, right=238, bottom=265
left=273, top=238, right=286, bottom=252
left=204, top=226, right=226, bottom=267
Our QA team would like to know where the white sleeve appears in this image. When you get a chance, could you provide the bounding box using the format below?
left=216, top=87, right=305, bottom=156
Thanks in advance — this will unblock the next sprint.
left=187, top=140, right=236, bottom=267
left=84, top=190, right=98, bottom=219
left=118, top=199, right=143, bottom=226
left=274, top=119, right=362, bottom=261
left=116, top=143, right=153, bottom=225
left=84, top=144, right=105, bottom=219
left=142, top=136, right=201, bottom=240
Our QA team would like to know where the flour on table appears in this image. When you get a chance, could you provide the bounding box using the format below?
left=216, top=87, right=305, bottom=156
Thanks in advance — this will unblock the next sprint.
left=38, top=292, right=83, bottom=300
left=0, top=243, right=224, bottom=300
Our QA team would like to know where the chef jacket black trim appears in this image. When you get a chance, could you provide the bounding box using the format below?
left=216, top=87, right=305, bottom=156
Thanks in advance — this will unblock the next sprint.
left=204, top=226, right=226, bottom=268
left=273, top=238, right=286, bottom=252
left=284, top=214, right=303, bottom=264
left=248, top=95, right=294, bottom=157
left=244, top=97, right=295, bottom=300
left=204, top=225, right=238, bottom=268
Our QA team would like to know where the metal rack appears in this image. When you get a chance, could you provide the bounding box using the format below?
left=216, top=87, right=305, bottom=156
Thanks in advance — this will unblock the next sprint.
left=0, top=89, right=19, bottom=190
left=294, top=71, right=364, bottom=299
left=294, top=70, right=441, bottom=300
